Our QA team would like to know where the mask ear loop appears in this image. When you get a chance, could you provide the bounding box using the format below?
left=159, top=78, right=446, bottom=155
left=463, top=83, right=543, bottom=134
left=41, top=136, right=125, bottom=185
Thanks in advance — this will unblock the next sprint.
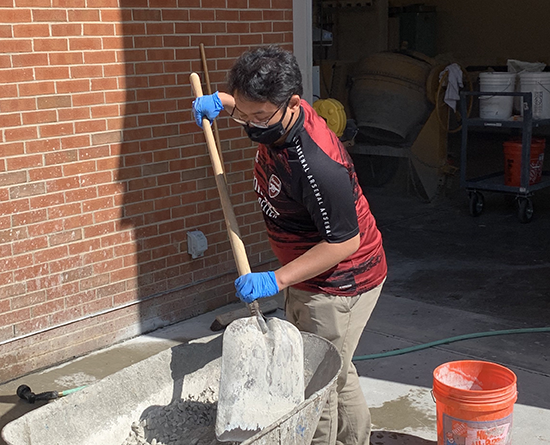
left=282, top=95, right=301, bottom=130
left=282, top=111, right=294, bottom=133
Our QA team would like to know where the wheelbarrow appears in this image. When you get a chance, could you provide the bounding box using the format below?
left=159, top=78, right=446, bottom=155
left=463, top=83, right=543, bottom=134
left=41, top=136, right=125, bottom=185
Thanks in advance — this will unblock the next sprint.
left=2, top=331, right=342, bottom=445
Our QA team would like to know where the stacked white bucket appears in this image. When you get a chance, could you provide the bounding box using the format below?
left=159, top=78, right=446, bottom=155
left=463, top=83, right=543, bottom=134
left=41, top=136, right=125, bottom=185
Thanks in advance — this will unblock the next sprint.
left=479, top=71, right=550, bottom=120
left=479, top=72, right=516, bottom=120
left=519, top=72, right=550, bottom=119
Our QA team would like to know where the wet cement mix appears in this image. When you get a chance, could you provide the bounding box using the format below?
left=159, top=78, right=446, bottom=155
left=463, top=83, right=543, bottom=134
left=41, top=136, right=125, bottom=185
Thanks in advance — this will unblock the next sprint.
left=121, top=387, right=238, bottom=445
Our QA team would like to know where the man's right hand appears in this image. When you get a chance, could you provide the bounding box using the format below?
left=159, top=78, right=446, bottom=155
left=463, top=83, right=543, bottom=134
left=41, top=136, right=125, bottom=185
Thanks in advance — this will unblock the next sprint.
left=192, top=91, right=223, bottom=128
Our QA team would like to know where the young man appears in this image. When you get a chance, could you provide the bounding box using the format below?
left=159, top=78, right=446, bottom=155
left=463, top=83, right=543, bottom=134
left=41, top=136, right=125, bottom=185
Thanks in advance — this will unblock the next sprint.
left=193, top=46, right=387, bottom=445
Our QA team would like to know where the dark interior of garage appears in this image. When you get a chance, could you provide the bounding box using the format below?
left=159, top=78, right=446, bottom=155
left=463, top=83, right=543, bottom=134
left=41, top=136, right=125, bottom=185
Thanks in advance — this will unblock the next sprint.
left=311, top=0, right=550, bottom=222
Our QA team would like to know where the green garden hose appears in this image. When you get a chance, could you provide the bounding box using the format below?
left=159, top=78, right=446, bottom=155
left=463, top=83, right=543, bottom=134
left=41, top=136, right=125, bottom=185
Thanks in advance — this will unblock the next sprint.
left=352, top=327, right=550, bottom=361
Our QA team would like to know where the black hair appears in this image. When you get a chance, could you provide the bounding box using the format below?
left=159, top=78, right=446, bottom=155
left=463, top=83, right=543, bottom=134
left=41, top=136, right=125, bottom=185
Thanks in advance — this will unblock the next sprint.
left=227, top=45, right=303, bottom=106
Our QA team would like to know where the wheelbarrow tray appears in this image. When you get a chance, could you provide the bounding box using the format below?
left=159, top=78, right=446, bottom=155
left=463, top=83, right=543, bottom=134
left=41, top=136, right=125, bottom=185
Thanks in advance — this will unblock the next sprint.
left=2, top=332, right=341, bottom=445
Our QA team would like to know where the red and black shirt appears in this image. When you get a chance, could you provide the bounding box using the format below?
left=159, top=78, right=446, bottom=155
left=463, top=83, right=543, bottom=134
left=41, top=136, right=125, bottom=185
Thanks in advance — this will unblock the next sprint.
left=253, top=100, right=387, bottom=296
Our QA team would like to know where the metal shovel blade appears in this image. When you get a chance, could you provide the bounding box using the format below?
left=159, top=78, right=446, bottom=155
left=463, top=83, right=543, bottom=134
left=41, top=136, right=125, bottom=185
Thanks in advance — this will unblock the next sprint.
left=215, top=316, right=305, bottom=442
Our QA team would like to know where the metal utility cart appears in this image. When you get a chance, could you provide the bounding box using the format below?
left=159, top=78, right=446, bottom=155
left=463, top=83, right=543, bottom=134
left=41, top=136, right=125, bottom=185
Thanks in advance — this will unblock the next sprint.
left=460, top=90, right=550, bottom=222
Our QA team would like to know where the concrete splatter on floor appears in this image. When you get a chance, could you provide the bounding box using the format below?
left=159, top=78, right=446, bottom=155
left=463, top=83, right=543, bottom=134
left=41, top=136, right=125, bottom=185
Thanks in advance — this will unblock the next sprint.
left=121, top=387, right=237, bottom=445
left=53, top=372, right=97, bottom=387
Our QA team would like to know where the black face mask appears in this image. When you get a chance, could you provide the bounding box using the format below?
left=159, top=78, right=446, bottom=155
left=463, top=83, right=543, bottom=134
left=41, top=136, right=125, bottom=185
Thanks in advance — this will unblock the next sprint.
left=243, top=105, right=293, bottom=145
left=244, top=121, right=286, bottom=145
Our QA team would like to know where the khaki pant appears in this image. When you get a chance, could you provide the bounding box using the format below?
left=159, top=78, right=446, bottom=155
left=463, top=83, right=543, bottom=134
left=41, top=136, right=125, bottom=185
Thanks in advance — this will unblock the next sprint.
left=284, top=281, right=384, bottom=445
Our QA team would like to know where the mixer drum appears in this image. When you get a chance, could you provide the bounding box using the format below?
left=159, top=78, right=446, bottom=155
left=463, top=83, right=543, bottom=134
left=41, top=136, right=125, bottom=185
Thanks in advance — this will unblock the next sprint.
left=350, top=51, right=434, bottom=145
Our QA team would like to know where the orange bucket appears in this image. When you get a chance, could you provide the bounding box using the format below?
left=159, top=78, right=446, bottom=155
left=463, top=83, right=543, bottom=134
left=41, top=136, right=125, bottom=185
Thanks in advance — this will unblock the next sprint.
left=433, top=360, right=517, bottom=445
left=503, top=138, right=545, bottom=187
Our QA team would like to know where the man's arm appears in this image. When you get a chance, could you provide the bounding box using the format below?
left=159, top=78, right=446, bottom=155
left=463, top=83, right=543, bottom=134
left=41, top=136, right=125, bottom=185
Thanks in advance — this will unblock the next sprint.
left=274, top=234, right=360, bottom=291
left=234, top=234, right=360, bottom=304
left=217, top=92, right=235, bottom=111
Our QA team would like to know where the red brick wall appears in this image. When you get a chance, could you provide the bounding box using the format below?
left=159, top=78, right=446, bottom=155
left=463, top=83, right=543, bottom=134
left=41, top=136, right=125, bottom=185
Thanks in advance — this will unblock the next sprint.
left=0, top=0, right=293, bottom=383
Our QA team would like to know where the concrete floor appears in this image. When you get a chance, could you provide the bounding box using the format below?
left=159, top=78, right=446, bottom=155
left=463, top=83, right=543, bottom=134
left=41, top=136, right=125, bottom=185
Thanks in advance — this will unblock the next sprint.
left=1, top=172, right=550, bottom=444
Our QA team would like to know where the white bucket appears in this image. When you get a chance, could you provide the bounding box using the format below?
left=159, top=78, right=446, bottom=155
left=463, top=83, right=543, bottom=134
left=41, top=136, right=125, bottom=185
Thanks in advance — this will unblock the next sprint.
left=479, top=72, right=516, bottom=120
left=519, top=72, right=550, bottom=119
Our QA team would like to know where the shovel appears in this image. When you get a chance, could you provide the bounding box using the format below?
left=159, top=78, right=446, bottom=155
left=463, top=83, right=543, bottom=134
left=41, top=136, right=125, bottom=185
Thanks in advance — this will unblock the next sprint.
left=190, top=73, right=305, bottom=442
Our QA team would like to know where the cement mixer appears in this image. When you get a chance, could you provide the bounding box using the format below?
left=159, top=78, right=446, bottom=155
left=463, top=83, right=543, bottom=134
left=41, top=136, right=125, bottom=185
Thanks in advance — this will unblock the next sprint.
left=347, top=51, right=471, bottom=202
left=349, top=51, right=436, bottom=145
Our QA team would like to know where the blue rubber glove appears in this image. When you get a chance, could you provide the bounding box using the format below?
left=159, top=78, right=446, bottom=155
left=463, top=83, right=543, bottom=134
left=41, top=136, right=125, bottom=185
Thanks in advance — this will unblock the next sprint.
left=235, top=271, right=279, bottom=304
left=192, top=91, right=223, bottom=128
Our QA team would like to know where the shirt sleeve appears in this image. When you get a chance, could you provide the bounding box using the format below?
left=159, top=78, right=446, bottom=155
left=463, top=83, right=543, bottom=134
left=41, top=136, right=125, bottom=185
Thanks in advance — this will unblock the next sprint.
left=294, top=137, right=359, bottom=243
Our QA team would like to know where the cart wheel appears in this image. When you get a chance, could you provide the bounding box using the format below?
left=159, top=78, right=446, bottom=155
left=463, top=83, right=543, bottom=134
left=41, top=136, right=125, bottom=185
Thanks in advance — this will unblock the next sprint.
left=517, top=197, right=534, bottom=223
left=469, top=192, right=484, bottom=217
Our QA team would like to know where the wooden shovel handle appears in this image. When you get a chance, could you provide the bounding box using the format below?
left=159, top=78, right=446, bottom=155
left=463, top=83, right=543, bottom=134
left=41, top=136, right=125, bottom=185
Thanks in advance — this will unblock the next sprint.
left=189, top=73, right=263, bottom=319
left=199, top=43, right=224, bottom=162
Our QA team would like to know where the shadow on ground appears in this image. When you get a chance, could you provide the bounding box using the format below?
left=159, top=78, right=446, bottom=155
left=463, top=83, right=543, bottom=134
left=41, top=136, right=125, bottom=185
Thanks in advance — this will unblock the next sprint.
left=370, top=431, right=436, bottom=445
